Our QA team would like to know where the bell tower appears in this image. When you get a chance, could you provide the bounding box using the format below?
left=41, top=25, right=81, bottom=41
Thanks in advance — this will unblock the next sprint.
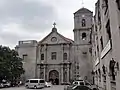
left=73, top=8, right=93, bottom=81
left=73, top=8, right=93, bottom=45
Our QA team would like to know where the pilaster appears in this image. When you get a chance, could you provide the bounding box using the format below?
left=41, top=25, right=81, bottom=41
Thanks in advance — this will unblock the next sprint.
left=44, top=65, right=46, bottom=80
left=61, top=65, right=63, bottom=84
left=67, top=64, right=70, bottom=83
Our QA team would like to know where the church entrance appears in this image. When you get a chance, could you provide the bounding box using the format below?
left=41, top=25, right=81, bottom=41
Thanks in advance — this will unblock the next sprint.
left=49, top=70, right=59, bottom=85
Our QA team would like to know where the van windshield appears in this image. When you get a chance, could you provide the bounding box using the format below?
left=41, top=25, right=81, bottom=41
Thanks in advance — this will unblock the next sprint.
left=80, top=82, right=84, bottom=85
left=26, top=80, right=29, bottom=83
left=39, top=80, right=45, bottom=83
left=30, top=80, right=38, bottom=83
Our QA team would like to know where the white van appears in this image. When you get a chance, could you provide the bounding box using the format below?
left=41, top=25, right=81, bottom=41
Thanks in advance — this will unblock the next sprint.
left=25, top=79, right=45, bottom=89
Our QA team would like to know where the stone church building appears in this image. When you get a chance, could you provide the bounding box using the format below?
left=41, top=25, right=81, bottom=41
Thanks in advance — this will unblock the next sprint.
left=15, top=8, right=93, bottom=84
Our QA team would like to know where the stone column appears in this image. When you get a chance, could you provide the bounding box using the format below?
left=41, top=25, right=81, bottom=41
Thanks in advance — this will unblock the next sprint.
left=39, top=66, right=41, bottom=78
left=39, top=45, right=41, bottom=63
left=44, top=44, right=47, bottom=63
left=61, top=44, right=64, bottom=62
left=67, top=64, right=70, bottom=83
left=61, top=65, right=63, bottom=84
left=36, top=46, right=40, bottom=78
left=44, top=65, right=46, bottom=80
left=39, top=46, right=41, bottom=78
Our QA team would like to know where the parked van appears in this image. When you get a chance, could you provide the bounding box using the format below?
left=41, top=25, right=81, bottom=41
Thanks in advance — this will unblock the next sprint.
left=25, top=79, right=45, bottom=89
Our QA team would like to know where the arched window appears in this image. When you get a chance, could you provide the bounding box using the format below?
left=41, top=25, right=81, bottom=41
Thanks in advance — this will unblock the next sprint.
left=82, top=19, right=86, bottom=27
left=63, top=53, right=67, bottom=60
left=82, top=32, right=86, bottom=40
left=41, top=54, right=44, bottom=60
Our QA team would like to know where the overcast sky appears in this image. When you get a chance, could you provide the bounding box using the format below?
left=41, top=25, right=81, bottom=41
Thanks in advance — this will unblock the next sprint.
left=0, top=0, right=97, bottom=49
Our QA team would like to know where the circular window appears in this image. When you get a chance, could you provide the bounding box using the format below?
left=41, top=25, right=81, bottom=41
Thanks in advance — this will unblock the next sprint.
left=51, top=37, right=57, bottom=42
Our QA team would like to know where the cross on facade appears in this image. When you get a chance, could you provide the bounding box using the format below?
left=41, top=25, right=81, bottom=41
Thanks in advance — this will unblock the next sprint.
left=53, top=22, right=56, bottom=28
left=82, top=0, right=84, bottom=8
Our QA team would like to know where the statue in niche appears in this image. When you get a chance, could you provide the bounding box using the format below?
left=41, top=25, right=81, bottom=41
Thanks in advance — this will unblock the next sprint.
left=102, top=65, right=106, bottom=74
left=109, top=58, right=116, bottom=80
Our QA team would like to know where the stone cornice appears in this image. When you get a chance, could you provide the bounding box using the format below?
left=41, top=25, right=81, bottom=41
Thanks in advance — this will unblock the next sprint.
left=37, top=62, right=72, bottom=66
left=73, top=27, right=92, bottom=32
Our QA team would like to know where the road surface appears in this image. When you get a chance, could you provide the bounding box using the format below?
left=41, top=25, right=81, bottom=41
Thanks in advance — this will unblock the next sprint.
left=1, top=85, right=65, bottom=90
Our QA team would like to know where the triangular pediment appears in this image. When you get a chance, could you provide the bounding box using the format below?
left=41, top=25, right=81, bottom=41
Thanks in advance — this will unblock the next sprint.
left=39, top=28, right=74, bottom=45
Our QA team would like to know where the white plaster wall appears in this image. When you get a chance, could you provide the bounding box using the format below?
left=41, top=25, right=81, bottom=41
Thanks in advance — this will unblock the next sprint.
left=16, top=40, right=37, bottom=80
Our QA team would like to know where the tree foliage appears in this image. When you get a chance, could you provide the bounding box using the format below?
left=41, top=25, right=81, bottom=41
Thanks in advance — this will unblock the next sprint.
left=0, top=45, right=24, bottom=81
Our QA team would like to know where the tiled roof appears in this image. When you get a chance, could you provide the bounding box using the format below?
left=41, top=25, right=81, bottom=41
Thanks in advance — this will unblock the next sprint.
left=38, top=28, right=74, bottom=44
left=74, top=7, right=93, bottom=14
left=57, top=32, right=74, bottom=43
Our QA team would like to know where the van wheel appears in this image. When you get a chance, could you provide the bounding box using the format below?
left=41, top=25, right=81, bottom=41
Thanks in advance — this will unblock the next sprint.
left=34, top=85, right=37, bottom=89
left=26, top=85, right=29, bottom=88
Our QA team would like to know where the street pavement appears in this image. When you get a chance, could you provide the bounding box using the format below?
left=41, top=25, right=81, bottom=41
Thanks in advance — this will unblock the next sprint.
left=1, top=85, right=65, bottom=90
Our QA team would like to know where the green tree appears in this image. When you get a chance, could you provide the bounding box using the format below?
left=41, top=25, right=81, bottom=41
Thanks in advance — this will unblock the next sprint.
left=0, top=45, right=24, bottom=82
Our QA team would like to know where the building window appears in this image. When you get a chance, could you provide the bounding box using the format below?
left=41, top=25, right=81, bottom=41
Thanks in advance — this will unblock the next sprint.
left=106, top=20, right=111, bottom=40
left=116, top=0, right=120, bottom=10
left=77, top=75, right=80, bottom=77
left=103, top=0, right=108, bottom=14
left=23, top=54, right=27, bottom=60
left=98, top=10, right=101, bottom=29
left=51, top=52, right=57, bottom=60
left=95, top=25, right=97, bottom=32
left=95, top=51, right=96, bottom=56
left=63, top=53, right=67, bottom=60
left=97, top=45, right=99, bottom=52
left=77, top=66, right=79, bottom=69
left=100, top=37, right=104, bottom=50
left=41, top=54, right=44, bottom=60
left=82, top=19, right=86, bottom=27
left=82, top=32, right=86, bottom=40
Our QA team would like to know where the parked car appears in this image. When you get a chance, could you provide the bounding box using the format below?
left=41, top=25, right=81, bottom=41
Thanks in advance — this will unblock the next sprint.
left=45, top=82, right=52, bottom=87
left=10, top=81, right=18, bottom=87
left=25, top=79, right=45, bottom=89
left=3, top=82, right=11, bottom=87
left=72, top=80, right=85, bottom=86
left=85, top=81, right=92, bottom=88
left=72, top=85, right=92, bottom=90
left=61, top=82, right=71, bottom=85
left=64, top=84, right=75, bottom=90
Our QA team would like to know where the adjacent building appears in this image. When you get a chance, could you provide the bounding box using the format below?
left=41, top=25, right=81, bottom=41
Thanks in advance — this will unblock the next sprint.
left=15, top=8, right=93, bottom=84
left=93, top=0, right=120, bottom=90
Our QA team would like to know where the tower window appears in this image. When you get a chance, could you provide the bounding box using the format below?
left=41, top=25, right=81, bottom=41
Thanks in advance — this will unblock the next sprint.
left=82, top=19, right=86, bottom=27
left=41, top=54, right=44, bottom=60
left=63, top=53, right=67, bottom=60
left=77, top=66, right=79, bottom=69
left=82, top=32, right=86, bottom=40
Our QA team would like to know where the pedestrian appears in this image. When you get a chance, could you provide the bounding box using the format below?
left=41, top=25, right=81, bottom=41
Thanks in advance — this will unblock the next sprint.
left=17, top=81, right=20, bottom=87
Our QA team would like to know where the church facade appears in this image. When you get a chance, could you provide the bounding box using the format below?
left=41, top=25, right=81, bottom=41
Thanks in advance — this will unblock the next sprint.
left=15, top=8, right=93, bottom=84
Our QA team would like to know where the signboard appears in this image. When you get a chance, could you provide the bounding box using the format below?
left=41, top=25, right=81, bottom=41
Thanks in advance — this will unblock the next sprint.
left=95, top=58, right=99, bottom=66
left=101, top=40, right=112, bottom=59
